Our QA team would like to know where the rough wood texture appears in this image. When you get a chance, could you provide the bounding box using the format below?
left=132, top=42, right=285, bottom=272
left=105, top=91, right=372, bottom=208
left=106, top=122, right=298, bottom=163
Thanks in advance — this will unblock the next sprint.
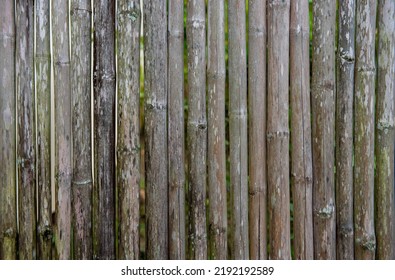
left=143, top=1, right=168, bottom=260
left=290, top=0, right=313, bottom=260
left=117, top=0, right=140, bottom=260
left=208, top=0, right=227, bottom=260
left=16, top=0, right=36, bottom=260
left=0, top=0, right=17, bottom=260
left=336, top=0, right=355, bottom=260
left=375, top=0, right=394, bottom=260
left=187, top=0, right=207, bottom=260
left=267, top=0, right=291, bottom=260
left=248, top=0, right=266, bottom=260
left=311, top=0, right=336, bottom=260
left=36, top=0, right=52, bottom=260
left=71, top=0, right=93, bottom=260
left=93, top=0, right=116, bottom=260
left=354, top=0, right=377, bottom=260
left=168, top=0, right=185, bottom=260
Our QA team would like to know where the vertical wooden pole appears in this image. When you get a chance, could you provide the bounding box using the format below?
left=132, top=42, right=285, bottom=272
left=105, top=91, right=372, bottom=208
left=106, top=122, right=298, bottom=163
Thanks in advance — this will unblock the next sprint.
left=267, top=0, right=291, bottom=260
left=248, top=0, right=266, bottom=260
left=168, top=0, right=186, bottom=260
left=117, top=0, right=141, bottom=260
left=16, top=0, right=36, bottom=260
left=354, top=0, right=377, bottom=260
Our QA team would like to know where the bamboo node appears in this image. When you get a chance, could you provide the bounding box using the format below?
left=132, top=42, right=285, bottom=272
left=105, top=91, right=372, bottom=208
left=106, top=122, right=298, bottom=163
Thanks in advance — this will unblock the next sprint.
left=3, top=227, right=15, bottom=238
left=39, top=225, right=53, bottom=241
left=358, top=235, right=376, bottom=252
left=118, top=9, right=140, bottom=22
left=377, top=120, right=394, bottom=132
left=315, top=203, right=335, bottom=219
left=146, top=101, right=167, bottom=111
left=266, top=131, right=289, bottom=141
left=72, top=178, right=92, bottom=186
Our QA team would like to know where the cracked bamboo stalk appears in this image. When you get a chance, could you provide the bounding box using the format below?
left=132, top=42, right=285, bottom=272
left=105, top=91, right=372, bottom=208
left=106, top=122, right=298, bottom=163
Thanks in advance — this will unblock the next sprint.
left=16, top=0, right=36, bottom=260
left=375, top=0, right=394, bottom=260
left=187, top=0, right=207, bottom=260
left=228, top=0, right=248, bottom=260
left=290, top=0, right=313, bottom=260
left=311, top=0, right=336, bottom=260
left=336, top=0, right=355, bottom=260
left=354, top=0, right=377, bottom=260
left=144, top=0, right=168, bottom=260
left=0, top=0, right=17, bottom=260
left=52, top=0, right=72, bottom=260
left=248, top=0, right=266, bottom=260
left=208, top=0, right=227, bottom=260
left=117, top=0, right=141, bottom=260
left=71, top=0, right=93, bottom=260
left=93, top=0, right=116, bottom=260
left=168, top=0, right=185, bottom=260
left=36, top=0, right=52, bottom=260
left=267, top=0, right=291, bottom=260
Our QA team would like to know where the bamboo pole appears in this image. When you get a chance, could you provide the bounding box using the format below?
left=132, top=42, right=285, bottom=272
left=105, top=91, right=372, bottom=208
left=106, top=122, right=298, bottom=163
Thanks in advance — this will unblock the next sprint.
left=375, top=0, right=394, bottom=260
left=52, top=0, right=72, bottom=260
left=16, top=0, right=36, bottom=260
left=336, top=0, right=355, bottom=260
left=187, top=0, right=207, bottom=260
left=290, top=0, right=313, bottom=260
left=168, top=0, right=185, bottom=260
left=354, top=0, right=377, bottom=260
left=117, top=0, right=141, bottom=260
left=143, top=0, right=168, bottom=260
left=71, top=0, right=93, bottom=260
left=36, top=0, right=52, bottom=260
left=0, top=0, right=17, bottom=260
left=248, top=0, right=266, bottom=260
left=228, top=0, right=248, bottom=260
left=267, top=0, right=291, bottom=260
left=311, top=0, right=336, bottom=260
left=208, top=0, right=227, bottom=260
left=93, top=0, right=116, bottom=260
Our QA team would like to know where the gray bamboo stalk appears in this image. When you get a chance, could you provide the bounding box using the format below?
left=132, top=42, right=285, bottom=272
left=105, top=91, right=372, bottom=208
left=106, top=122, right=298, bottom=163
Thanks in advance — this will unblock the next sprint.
left=143, top=0, right=168, bottom=260
left=0, top=0, right=17, bottom=260
left=71, top=0, right=93, bottom=260
left=375, top=0, right=394, bottom=260
left=354, top=0, right=377, bottom=260
left=228, top=0, right=248, bottom=260
left=168, top=0, right=185, bottom=260
left=117, top=0, right=140, bottom=260
left=52, top=0, right=72, bottom=260
left=207, top=0, right=227, bottom=260
left=267, top=0, right=291, bottom=260
left=290, top=0, right=313, bottom=260
left=311, top=0, right=336, bottom=260
left=336, top=0, right=355, bottom=260
left=187, top=0, right=207, bottom=260
left=36, top=0, right=52, bottom=260
left=16, top=0, right=36, bottom=260
left=93, top=0, right=116, bottom=260
left=248, top=0, right=266, bottom=260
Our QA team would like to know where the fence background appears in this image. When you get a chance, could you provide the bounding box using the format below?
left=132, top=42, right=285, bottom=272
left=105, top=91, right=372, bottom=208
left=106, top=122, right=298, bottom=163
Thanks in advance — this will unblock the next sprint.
left=0, top=0, right=394, bottom=260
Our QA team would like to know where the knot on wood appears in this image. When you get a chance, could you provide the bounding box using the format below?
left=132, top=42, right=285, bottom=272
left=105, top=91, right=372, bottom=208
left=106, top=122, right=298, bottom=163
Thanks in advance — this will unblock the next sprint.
left=188, top=120, right=207, bottom=130
left=339, top=50, right=355, bottom=64
left=39, top=225, right=53, bottom=241
left=118, top=8, right=140, bottom=22
left=146, top=101, right=167, bottom=111
left=315, top=203, right=335, bottom=219
left=291, top=173, right=312, bottom=184
left=356, top=66, right=376, bottom=74
left=357, top=235, right=376, bottom=252
left=188, top=19, right=205, bottom=29
left=266, top=131, right=289, bottom=141
left=17, top=157, right=34, bottom=170
left=55, top=60, right=70, bottom=66
left=209, top=224, right=227, bottom=236
left=117, top=145, right=140, bottom=157
left=338, top=225, right=353, bottom=238
left=377, top=120, right=394, bottom=133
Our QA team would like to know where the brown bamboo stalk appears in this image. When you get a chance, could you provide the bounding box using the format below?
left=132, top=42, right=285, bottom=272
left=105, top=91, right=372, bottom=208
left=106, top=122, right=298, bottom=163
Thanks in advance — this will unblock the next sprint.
left=187, top=0, right=207, bottom=260
left=208, top=0, right=227, bottom=260
left=311, top=0, right=336, bottom=260
left=354, top=0, right=377, bottom=260
left=336, top=0, right=355, bottom=260
left=248, top=0, right=266, bottom=260
left=228, top=0, right=248, bottom=260
left=16, top=0, right=36, bottom=260
left=143, top=0, right=168, bottom=260
left=70, top=0, right=93, bottom=260
left=36, top=0, right=52, bottom=260
left=0, top=0, right=17, bottom=260
left=52, top=0, right=72, bottom=260
left=374, top=0, right=394, bottom=260
left=117, top=0, right=141, bottom=260
left=168, top=0, right=185, bottom=260
left=93, top=0, right=116, bottom=260
left=290, top=0, right=313, bottom=260
left=267, top=0, right=291, bottom=260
